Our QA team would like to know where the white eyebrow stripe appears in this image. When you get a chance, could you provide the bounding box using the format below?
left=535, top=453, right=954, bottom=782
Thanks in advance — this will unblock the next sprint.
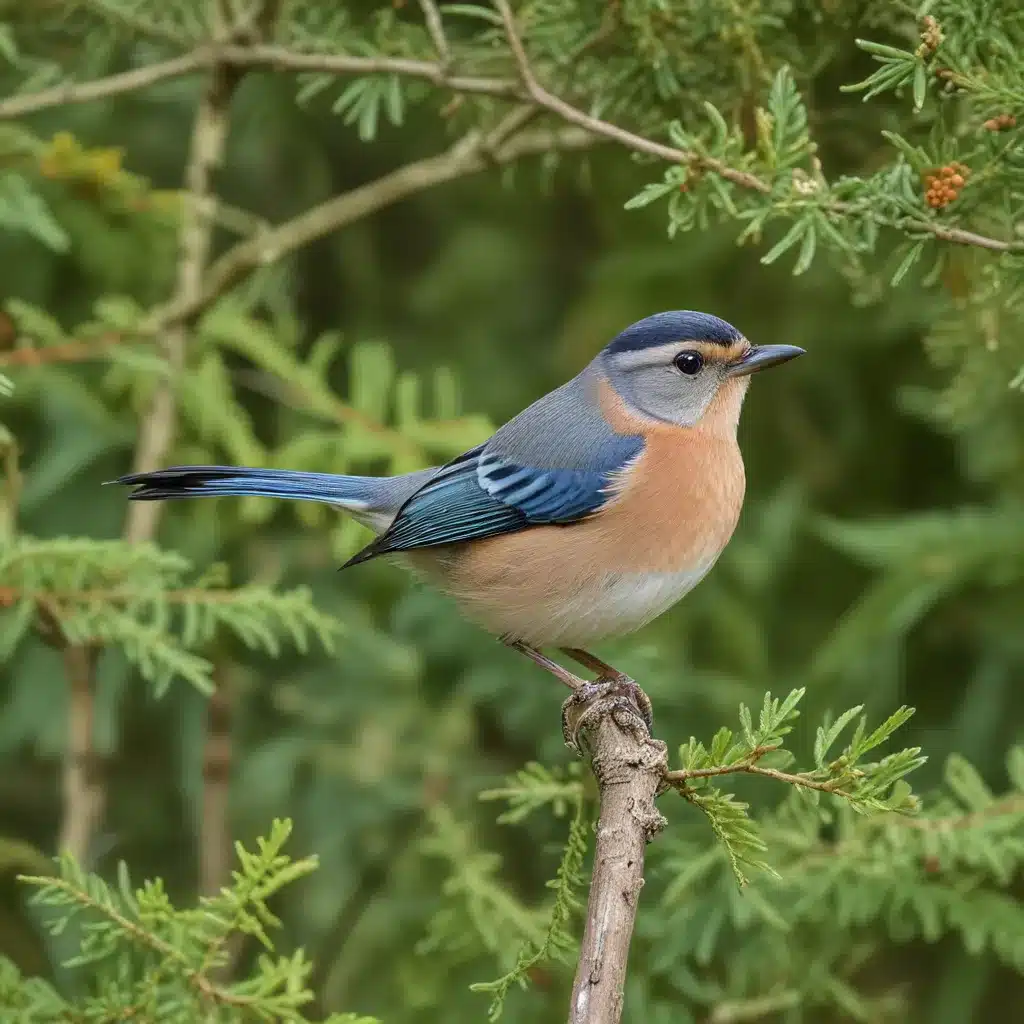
left=608, top=339, right=749, bottom=370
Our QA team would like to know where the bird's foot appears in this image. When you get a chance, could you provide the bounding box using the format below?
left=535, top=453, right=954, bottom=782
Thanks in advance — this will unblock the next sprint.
left=560, top=648, right=651, bottom=723
left=500, top=639, right=653, bottom=755
left=559, top=676, right=654, bottom=756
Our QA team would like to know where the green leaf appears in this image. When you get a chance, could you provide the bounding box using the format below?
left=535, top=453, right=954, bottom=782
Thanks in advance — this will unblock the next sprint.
left=761, top=220, right=808, bottom=266
left=813, top=706, right=864, bottom=767
left=0, top=174, right=69, bottom=252
left=440, top=3, right=505, bottom=26
left=854, top=39, right=915, bottom=60
left=945, top=753, right=994, bottom=810
left=891, top=241, right=925, bottom=285
left=792, top=221, right=817, bottom=274
left=624, top=179, right=678, bottom=210
left=912, top=62, right=928, bottom=110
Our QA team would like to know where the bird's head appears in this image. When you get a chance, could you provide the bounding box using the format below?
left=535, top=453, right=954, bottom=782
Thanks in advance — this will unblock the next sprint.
left=596, top=310, right=803, bottom=429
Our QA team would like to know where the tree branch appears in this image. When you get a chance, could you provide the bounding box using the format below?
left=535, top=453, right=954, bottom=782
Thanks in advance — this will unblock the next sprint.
left=663, top=745, right=862, bottom=797
left=200, top=668, right=233, bottom=897
left=2, top=28, right=1018, bottom=254
left=0, top=46, right=520, bottom=122
left=158, top=122, right=597, bottom=330
left=0, top=335, right=125, bottom=368
left=57, top=644, right=103, bottom=863
left=417, top=0, right=451, bottom=65
left=123, top=11, right=242, bottom=545
left=491, top=0, right=770, bottom=193
left=0, top=51, right=211, bottom=119
left=561, top=681, right=667, bottom=1024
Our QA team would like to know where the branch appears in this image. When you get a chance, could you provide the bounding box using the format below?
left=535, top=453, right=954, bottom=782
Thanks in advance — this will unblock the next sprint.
left=3, top=31, right=1018, bottom=254
left=15, top=871, right=263, bottom=1009
left=417, top=0, right=451, bottom=65
left=0, top=51, right=210, bottom=119
left=4, top=123, right=592, bottom=381
left=0, top=583, right=305, bottom=609
left=663, top=745, right=862, bottom=797
left=159, top=122, right=597, bottom=329
left=561, top=681, right=667, bottom=1024
left=200, top=668, right=233, bottom=898
left=57, top=644, right=104, bottom=864
left=893, top=217, right=1022, bottom=253
left=492, top=0, right=769, bottom=194
left=706, top=990, right=802, bottom=1024
left=123, top=12, right=242, bottom=545
left=0, top=335, right=125, bottom=368
left=0, top=434, right=22, bottom=537
left=0, top=45, right=520, bottom=122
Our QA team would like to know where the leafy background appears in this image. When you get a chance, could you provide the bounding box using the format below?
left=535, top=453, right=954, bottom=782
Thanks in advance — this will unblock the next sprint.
left=0, top=0, right=1023, bottom=1022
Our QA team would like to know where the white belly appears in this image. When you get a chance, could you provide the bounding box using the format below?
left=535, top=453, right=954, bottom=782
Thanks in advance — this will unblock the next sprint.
left=461, top=561, right=720, bottom=647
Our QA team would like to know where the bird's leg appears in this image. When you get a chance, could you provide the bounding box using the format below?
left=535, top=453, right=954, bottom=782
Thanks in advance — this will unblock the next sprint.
left=502, top=638, right=587, bottom=690
left=560, top=647, right=630, bottom=683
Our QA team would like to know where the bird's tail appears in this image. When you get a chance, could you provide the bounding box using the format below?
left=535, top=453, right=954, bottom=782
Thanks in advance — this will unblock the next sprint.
left=114, top=463, right=409, bottom=522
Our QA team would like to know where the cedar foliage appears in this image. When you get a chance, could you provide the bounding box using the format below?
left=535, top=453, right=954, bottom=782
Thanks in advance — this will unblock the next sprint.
left=0, top=1, right=1023, bottom=1021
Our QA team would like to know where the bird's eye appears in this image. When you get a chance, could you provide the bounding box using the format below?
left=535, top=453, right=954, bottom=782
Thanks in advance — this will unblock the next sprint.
left=673, top=350, right=704, bottom=375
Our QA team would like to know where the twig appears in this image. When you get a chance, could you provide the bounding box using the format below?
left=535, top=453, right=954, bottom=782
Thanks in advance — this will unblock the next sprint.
left=4, top=122, right=589, bottom=378
left=123, top=16, right=241, bottom=545
left=417, top=0, right=451, bottom=64
left=706, top=989, right=802, bottom=1023
left=896, top=217, right=1021, bottom=253
left=663, top=746, right=862, bottom=797
left=57, top=644, right=103, bottom=863
left=160, top=123, right=597, bottom=329
left=14, top=872, right=265, bottom=1009
left=0, top=584, right=314, bottom=616
left=562, top=681, right=668, bottom=1024
left=0, top=51, right=211, bottom=119
left=0, top=46, right=520, bottom=122
left=0, top=335, right=125, bottom=368
left=492, top=0, right=770, bottom=194
left=200, top=668, right=233, bottom=898
left=2, top=33, right=1018, bottom=254
left=0, top=434, right=22, bottom=537
left=892, top=793, right=1024, bottom=831
left=232, top=368, right=443, bottom=459
left=77, top=0, right=195, bottom=47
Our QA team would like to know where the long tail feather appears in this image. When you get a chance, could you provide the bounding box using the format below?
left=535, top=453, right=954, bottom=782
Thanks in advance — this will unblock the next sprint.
left=112, top=465, right=378, bottom=508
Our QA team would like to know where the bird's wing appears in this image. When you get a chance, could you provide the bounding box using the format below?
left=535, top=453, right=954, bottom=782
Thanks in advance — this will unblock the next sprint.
left=342, top=372, right=644, bottom=566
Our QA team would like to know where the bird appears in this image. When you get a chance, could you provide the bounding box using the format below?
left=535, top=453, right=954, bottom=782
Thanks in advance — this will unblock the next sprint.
left=115, top=310, right=803, bottom=736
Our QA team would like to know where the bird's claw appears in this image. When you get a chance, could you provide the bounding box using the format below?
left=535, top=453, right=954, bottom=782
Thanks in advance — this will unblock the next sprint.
left=560, top=675, right=654, bottom=756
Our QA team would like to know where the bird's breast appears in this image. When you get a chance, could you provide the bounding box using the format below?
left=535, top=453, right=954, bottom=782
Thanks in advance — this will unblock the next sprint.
left=413, top=428, right=746, bottom=646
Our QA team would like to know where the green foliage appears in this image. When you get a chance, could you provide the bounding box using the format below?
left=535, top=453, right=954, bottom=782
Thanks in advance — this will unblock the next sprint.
left=671, top=690, right=923, bottom=884
left=472, top=779, right=590, bottom=1020
left=0, top=820, right=377, bottom=1023
left=417, top=804, right=551, bottom=968
left=0, top=537, right=339, bottom=694
left=1, top=1, right=1023, bottom=1022
left=641, top=746, right=1024, bottom=1022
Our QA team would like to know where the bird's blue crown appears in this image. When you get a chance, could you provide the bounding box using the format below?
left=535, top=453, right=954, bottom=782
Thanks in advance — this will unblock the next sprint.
left=604, top=311, right=742, bottom=354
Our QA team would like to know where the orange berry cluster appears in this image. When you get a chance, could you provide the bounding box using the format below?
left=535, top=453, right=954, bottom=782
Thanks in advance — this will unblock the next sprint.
left=924, top=162, right=969, bottom=209
left=983, top=113, right=1017, bottom=131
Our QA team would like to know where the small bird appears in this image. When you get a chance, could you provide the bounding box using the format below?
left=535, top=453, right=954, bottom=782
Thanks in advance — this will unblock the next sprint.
left=116, top=311, right=802, bottom=718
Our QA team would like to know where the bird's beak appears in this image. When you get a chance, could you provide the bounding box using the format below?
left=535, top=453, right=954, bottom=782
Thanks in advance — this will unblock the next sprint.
left=727, top=344, right=806, bottom=377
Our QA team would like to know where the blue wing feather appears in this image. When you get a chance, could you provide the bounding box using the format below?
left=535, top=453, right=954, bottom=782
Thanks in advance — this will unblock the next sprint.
left=343, top=371, right=644, bottom=565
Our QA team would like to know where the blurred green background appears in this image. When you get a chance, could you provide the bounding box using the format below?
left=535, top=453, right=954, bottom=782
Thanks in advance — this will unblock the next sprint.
left=1, top=2, right=1024, bottom=1022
